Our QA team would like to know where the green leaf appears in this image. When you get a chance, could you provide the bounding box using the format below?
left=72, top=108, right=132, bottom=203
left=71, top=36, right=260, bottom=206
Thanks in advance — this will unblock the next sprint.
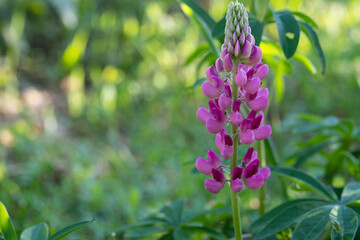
left=299, top=21, right=326, bottom=75
left=192, top=77, right=206, bottom=88
left=124, top=226, right=173, bottom=238
left=178, top=0, right=215, bottom=30
left=0, top=202, right=17, bottom=240
left=161, top=200, right=185, bottom=227
left=183, top=44, right=209, bottom=66
left=271, top=167, right=337, bottom=201
left=264, top=138, right=280, bottom=166
left=341, top=182, right=360, bottom=205
left=342, top=152, right=360, bottom=178
left=274, top=58, right=287, bottom=103
left=249, top=20, right=264, bottom=46
left=293, top=53, right=317, bottom=74
left=193, top=227, right=228, bottom=240
left=293, top=141, right=330, bottom=168
left=292, top=205, right=333, bottom=240
left=272, top=10, right=300, bottom=59
left=173, top=228, right=190, bottom=240
left=179, top=1, right=219, bottom=57
left=253, top=199, right=329, bottom=239
left=291, top=11, right=318, bottom=28
left=48, top=219, right=94, bottom=240
left=20, top=223, right=48, bottom=240
left=182, top=207, right=231, bottom=223
left=329, top=205, right=358, bottom=240
left=211, top=16, right=225, bottom=38
left=112, top=217, right=167, bottom=233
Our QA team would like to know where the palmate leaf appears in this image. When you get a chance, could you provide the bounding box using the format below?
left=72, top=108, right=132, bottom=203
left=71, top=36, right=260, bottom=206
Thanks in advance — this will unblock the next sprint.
left=112, top=217, right=167, bottom=234
left=249, top=19, right=264, bottom=46
left=20, top=223, right=48, bottom=240
left=251, top=198, right=328, bottom=239
left=272, top=10, right=300, bottom=59
left=329, top=205, right=359, bottom=240
left=124, top=225, right=173, bottom=238
left=211, top=16, right=225, bottom=39
left=271, top=167, right=337, bottom=201
left=291, top=205, right=333, bottom=240
left=0, top=202, right=17, bottom=240
left=299, top=21, right=326, bottom=74
left=340, top=182, right=360, bottom=205
left=47, top=219, right=94, bottom=240
left=161, top=199, right=185, bottom=227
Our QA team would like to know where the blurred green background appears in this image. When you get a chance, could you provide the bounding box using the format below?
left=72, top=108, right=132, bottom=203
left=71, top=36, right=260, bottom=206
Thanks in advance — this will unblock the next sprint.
left=0, top=0, right=359, bottom=238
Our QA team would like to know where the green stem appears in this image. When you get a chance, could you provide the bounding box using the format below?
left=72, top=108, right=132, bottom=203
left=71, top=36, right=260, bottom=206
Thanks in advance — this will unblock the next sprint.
left=257, top=140, right=266, bottom=215
left=230, top=63, right=242, bottom=240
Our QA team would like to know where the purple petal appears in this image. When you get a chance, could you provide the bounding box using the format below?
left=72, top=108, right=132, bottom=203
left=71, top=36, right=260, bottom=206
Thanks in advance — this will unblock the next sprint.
left=249, top=114, right=263, bottom=130
left=247, top=110, right=257, bottom=120
left=223, top=53, right=233, bottom=72
left=234, top=40, right=241, bottom=57
left=212, top=168, right=226, bottom=183
left=254, top=125, right=272, bottom=140
left=248, top=96, right=269, bottom=112
left=258, top=167, right=271, bottom=181
left=224, top=83, right=232, bottom=98
left=215, top=133, right=223, bottom=153
left=230, top=112, right=243, bottom=125
left=240, top=40, right=252, bottom=58
left=231, top=166, right=243, bottom=180
left=239, top=129, right=255, bottom=145
left=218, top=93, right=232, bottom=111
left=242, top=146, right=254, bottom=165
left=239, top=30, right=245, bottom=44
left=230, top=178, right=244, bottom=192
left=234, top=69, right=247, bottom=87
left=215, top=58, right=224, bottom=73
left=244, top=173, right=264, bottom=189
left=195, top=157, right=212, bottom=175
left=247, top=46, right=263, bottom=66
left=243, top=159, right=259, bottom=178
left=211, top=75, right=225, bottom=91
left=221, top=47, right=228, bottom=60
left=206, top=66, right=218, bottom=81
left=221, top=145, right=233, bottom=159
left=232, top=99, right=241, bottom=112
left=243, top=77, right=261, bottom=94
left=240, top=119, right=251, bottom=132
left=206, top=118, right=223, bottom=134
left=254, top=64, right=269, bottom=80
left=208, top=149, right=222, bottom=168
left=201, top=81, right=221, bottom=99
left=205, top=179, right=224, bottom=194
left=196, top=107, right=211, bottom=124
left=258, top=88, right=269, bottom=97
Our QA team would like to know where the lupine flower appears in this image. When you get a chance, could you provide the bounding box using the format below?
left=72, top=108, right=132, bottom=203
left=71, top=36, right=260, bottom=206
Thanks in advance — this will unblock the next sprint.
left=195, top=149, right=222, bottom=176
left=195, top=0, right=271, bottom=195
left=216, top=129, right=234, bottom=159
left=205, top=168, right=226, bottom=194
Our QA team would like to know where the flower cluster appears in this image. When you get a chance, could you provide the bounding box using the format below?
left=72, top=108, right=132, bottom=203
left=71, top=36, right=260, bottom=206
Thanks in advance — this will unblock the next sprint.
left=195, top=1, right=271, bottom=194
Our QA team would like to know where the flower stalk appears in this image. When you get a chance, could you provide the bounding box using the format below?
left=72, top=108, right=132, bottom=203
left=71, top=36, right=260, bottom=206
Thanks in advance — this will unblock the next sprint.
left=195, top=1, right=272, bottom=239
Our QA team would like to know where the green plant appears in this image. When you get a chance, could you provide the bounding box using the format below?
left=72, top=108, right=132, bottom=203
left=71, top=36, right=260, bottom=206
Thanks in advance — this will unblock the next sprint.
left=0, top=202, right=93, bottom=240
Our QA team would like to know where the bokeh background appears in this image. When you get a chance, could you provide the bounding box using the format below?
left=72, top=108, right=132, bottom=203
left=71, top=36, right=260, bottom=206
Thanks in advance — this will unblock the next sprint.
left=0, top=0, right=359, bottom=238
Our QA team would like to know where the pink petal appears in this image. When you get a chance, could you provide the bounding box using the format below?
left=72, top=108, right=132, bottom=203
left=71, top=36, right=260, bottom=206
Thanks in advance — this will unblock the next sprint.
left=254, top=64, right=269, bottom=80
left=244, top=173, right=264, bottom=189
left=215, top=58, right=224, bottom=73
left=208, top=149, right=222, bottom=168
left=205, top=179, right=224, bottom=194
left=243, top=77, right=261, bottom=94
left=206, top=66, right=218, bottom=81
left=218, top=93, right=232, bottom=111
left=196, top=107, right=211, bottom=124
left=239, top=129, right=255, bottom=145
left=230, top=178, right=244, bottom=192
left=211, top=75, right=225, bottom=91
left=258, top=88, right=269, bottom=97
left=247, top=46, right=263, bottom=66
left=243, top=159, right=260, bottom=178
left=242, top=146, right=254, bottom=165
left=206, top=118, right=224, bottom=134
left=258, top=167, right=271, bottom=181
left=234, top=40, right=241, bottom=57
left=223, top=53, right=233, bottom=72
left=231, top=166, right=243, bottom=180
left=230, top=112, right=243, bottom=125
left=253, top=125, right=272, bottom=140
left=201, top=81, right=221, bottom=99
left=195, top=157, right=212, bottom=175
left=240, top=40, right=252, bottom=58
left=221, top=145, right=233, bottom=159
left=248, top=96, right=269, bottom=112
left=212, top=168, right=226, bottom=183
left=235, top=69, right=247, bottom=87
left=215, top=133, right=223, bottom=153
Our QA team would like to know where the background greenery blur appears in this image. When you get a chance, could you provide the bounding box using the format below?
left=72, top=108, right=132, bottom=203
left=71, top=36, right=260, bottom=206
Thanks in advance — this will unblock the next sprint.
left=0, top=0, right=359, bottom=238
